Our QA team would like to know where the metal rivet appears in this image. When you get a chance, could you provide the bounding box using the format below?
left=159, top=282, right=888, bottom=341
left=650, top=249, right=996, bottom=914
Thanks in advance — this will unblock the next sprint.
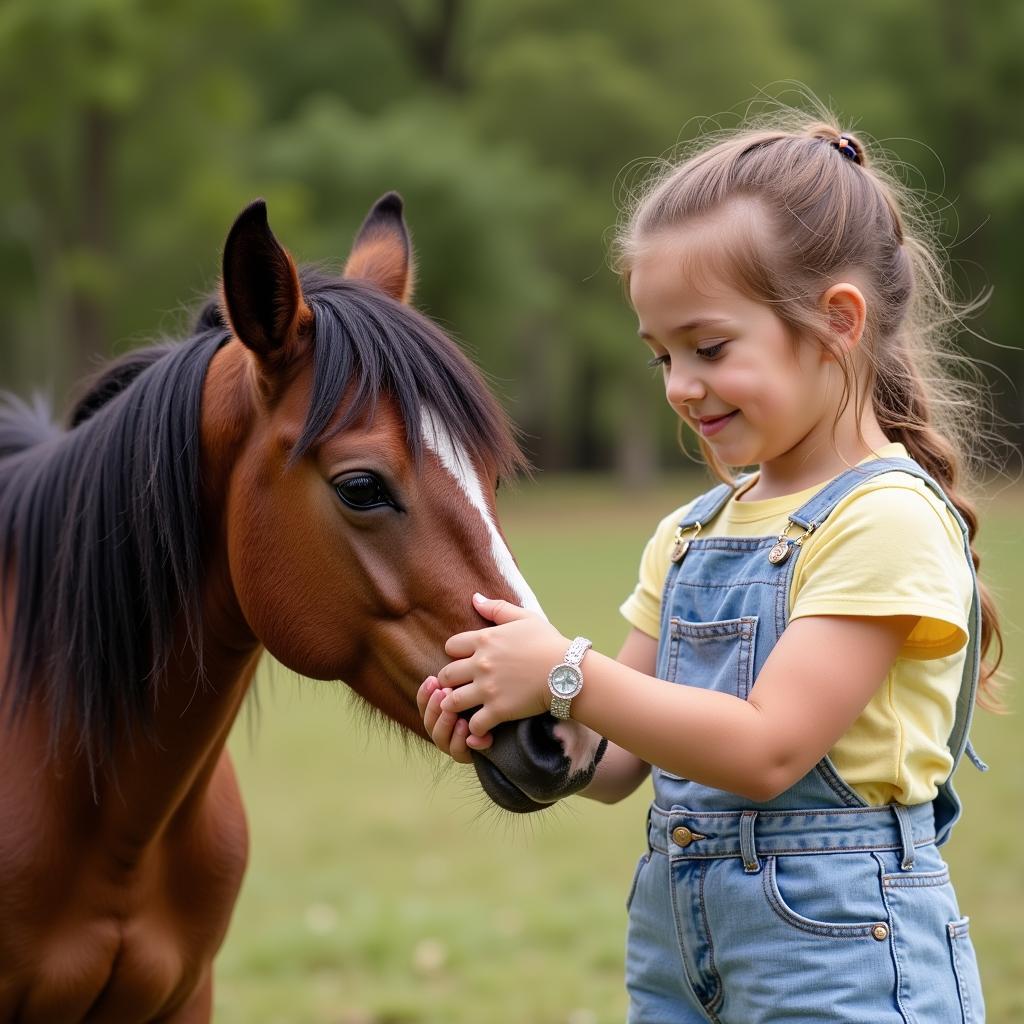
left=672, top=826, right=694, bottom=848
left=872, top=924, right=889, bottom=941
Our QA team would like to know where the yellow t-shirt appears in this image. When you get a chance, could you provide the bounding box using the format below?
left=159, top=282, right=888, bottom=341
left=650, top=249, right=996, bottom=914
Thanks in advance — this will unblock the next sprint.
left=620, top=443, right=974, bottom=806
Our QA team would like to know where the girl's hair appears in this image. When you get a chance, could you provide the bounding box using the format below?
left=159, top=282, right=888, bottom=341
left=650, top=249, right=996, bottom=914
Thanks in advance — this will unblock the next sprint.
left=613, top=108, right=1004, bottom=705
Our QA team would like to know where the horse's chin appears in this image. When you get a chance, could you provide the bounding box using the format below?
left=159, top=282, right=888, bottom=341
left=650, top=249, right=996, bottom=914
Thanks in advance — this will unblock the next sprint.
left=471, top=754, right=555, bottom=814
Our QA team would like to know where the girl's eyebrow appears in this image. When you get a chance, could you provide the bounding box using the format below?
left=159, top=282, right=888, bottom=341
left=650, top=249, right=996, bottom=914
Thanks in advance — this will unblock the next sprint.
left=638, top=317, right=731, bottom=340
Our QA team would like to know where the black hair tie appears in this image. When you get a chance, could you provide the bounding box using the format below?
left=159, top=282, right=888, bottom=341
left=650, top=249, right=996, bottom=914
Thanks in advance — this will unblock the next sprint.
left=831, top=136, right=859, bottom=163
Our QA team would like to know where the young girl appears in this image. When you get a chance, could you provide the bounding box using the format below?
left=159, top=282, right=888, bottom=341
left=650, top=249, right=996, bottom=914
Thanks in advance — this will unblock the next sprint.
left=418, top=115, right=1000, bottom=1022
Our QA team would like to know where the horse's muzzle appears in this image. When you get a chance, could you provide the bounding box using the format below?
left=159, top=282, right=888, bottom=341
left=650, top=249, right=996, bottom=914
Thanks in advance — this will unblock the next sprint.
left=471, top=713, right=607, bottom=814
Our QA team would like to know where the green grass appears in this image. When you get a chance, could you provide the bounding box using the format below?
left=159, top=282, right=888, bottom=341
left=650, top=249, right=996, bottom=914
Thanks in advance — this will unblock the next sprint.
left=215, top=474, right=1024, bottom=1023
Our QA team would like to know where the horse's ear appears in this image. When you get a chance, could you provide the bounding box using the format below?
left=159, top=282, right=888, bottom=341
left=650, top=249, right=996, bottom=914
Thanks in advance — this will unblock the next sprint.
left=221, top=200, right=309, bottom=360
left=343, top=192, right=416, bottom=304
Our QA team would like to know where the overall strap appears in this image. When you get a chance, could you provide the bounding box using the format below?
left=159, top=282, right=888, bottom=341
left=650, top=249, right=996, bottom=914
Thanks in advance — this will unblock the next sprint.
left=787, top=456, right=983, bottom=844
left=677, top=479, right=744, bottom=530
left=668, top=475, right=755, bottom=561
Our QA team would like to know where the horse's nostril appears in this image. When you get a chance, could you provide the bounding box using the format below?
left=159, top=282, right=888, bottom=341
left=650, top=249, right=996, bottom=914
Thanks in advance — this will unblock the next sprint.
left=515, top=714, right=568, bottom=774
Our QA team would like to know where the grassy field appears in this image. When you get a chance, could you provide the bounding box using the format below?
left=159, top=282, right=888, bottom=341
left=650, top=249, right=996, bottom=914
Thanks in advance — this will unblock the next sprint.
left=215, top=475, right=1024, bottom=1023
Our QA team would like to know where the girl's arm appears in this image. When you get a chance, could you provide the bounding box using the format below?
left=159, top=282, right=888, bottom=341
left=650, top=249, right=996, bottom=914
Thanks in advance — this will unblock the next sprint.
left=576, top=628, right=655, bottom=805
left=438, top=596, right=918, bottom=802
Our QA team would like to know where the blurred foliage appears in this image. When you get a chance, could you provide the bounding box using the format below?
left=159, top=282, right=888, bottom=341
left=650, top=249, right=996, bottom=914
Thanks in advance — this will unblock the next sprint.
left=1, top=0, right=1022, bottom=471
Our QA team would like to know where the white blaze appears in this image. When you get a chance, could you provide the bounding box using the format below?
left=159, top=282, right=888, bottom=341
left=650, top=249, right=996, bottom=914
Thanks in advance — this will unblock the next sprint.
left=420, top=409, right=545, bottom=618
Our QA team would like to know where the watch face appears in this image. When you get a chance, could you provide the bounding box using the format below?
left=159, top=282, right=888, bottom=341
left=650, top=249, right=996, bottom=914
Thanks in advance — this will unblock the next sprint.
left=549, top=664, right=582, bottom=697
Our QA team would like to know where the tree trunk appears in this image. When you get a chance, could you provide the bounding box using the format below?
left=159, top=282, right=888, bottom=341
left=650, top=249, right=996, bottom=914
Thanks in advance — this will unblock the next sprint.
left=68, top=105, right=115, bottom=381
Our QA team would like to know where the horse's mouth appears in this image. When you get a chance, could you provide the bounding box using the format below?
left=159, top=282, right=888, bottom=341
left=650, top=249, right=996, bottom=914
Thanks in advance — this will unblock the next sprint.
left=472, top=754, right=555, bottom=814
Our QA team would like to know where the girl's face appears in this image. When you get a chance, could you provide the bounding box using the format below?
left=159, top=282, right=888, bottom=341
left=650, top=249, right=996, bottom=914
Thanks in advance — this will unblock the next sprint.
left=629, top=230, right=837, bottom=477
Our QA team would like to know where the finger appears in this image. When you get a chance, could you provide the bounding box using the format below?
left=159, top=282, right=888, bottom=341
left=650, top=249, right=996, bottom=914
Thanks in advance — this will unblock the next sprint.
left=422, top=685, right=446, bottom=734
left=465, top=729, right=493, bottom=751
left=467, top=705, right=502, bottom=737
left=472, top=592, right=532, bottom=625
left=444, top=632, right=480, bottom=658
left=416, top=676, right=439, bottom=718
left=430, top=702, right=462, bottom=754
left=437, top=659, right=476, bottom=690
left=440, top=683, right=482, bottom=715
left=447, top=717, right=475, bottom=764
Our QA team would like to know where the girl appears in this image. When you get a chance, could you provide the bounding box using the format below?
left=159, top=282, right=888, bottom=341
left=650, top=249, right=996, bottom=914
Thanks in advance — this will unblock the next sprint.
left=418, top=115, right=1000, bottom=1022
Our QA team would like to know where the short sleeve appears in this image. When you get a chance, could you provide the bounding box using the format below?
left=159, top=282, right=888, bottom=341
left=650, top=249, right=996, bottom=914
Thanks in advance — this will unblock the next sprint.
left=789, top=479, right=972, bottom=660
left=619, top=502, right=694, bottom=640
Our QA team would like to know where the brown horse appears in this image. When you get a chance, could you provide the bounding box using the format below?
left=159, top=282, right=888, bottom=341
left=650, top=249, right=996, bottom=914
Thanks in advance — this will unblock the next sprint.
left=0, top=195, right=605, bottom=1022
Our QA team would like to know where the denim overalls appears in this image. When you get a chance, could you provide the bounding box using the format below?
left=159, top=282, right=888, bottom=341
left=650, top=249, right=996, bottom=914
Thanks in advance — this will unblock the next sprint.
left=625, top=458, right=986, bottom=1023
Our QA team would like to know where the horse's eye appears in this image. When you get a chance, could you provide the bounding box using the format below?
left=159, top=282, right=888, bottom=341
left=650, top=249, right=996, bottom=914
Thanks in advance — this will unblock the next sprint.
left=334, top=473, right=394, bottom=510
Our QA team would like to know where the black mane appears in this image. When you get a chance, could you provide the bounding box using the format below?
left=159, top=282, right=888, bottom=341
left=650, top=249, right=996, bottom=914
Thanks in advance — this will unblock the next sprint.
left=0, top=271, right=525, bottom=778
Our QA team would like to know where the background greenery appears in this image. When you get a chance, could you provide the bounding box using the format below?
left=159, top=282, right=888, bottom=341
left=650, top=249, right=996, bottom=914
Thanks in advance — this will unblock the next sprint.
left=220, top=476, right=1023, bottom=1023
left=3, top=0, right=1024, bottom=472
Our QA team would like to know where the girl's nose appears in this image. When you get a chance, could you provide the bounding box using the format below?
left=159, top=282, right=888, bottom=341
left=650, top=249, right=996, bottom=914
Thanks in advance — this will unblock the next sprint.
left=665, top=366, right=705, bottom=409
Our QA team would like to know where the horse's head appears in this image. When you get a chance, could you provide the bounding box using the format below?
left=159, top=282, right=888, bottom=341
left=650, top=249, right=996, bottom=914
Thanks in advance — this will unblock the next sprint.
left=211, top=195, right=605, bottom=812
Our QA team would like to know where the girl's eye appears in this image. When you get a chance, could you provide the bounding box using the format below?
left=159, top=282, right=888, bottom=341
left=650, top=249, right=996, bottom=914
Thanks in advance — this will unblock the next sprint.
left=646, top=353, right=670, bottom=369
left=696, top=341, right=727, bottom=360
left=334, top=472, right=396, bottom=511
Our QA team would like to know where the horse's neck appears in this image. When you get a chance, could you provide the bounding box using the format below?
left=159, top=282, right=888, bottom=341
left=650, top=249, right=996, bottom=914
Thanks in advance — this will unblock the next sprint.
left=99, top=620, right=260, bottom=851
left=2, top=595, right=258, bottom=853
left=91, top=504, right=261, bottom=856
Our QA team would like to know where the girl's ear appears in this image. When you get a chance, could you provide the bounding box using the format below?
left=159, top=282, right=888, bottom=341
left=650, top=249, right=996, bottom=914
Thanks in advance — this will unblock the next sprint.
left=820, top=282, right=867, bottom=353
left=343, top=192, right=416, bottom=304
left=221, top=200, right=311, bottom=363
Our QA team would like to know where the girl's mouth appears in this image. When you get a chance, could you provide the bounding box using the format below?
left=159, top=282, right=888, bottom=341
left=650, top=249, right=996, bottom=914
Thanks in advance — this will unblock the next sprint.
left=698, top=411, right=738, bottom=437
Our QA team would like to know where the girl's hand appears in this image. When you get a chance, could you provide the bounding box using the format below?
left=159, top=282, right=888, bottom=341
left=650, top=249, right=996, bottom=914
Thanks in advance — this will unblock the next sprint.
left=435, top=593, right=571, bottom=741
left=416, top=676, right=490, bottom=763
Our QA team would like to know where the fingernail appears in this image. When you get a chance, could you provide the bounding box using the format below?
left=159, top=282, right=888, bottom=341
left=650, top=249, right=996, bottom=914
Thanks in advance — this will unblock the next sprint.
left=473, top=592, right=490, bottom=603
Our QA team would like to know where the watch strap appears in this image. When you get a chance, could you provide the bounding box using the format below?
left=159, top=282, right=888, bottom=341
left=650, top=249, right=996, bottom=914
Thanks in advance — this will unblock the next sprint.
left=550, top=694, right=573, bottom=719
left=564, top=636, right=592, bottom=666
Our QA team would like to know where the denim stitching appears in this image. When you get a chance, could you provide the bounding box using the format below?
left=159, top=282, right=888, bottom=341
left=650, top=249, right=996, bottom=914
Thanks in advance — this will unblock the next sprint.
left=948, top=919, right=975, bottom=1022
left=697, top=861, right=725, bottom=1016
left=737, top=624, right=754, bottom=699
left=947, top=917, right=974, bottom=1024
left=656, top=803, right=929, bottom=820
left=666, top=635, right=680, bottom=685
left=669, top=861, right=716, bottom=1020
left=762, top=856, right=880, bottom=938
left=876, top=852, right=913, bottom=1024
left=883, top=868, right=950, bottom=889
left=670, top=617, right=756, bottom=638
left=813, top=757, right=868, bottom=806
left=674, top=577, right=792, bottom=590
left=663, top=841, right=936, bottom=859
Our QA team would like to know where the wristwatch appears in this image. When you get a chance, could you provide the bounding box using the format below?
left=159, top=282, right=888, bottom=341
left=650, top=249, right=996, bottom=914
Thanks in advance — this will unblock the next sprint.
left=547, top=636, right=592, bottom=719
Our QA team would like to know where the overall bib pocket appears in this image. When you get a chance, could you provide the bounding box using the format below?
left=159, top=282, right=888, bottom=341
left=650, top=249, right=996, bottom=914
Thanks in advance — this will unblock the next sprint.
left=660, top=616, right=757, bottom=781
left=664, top=615, right=758, bottom=695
